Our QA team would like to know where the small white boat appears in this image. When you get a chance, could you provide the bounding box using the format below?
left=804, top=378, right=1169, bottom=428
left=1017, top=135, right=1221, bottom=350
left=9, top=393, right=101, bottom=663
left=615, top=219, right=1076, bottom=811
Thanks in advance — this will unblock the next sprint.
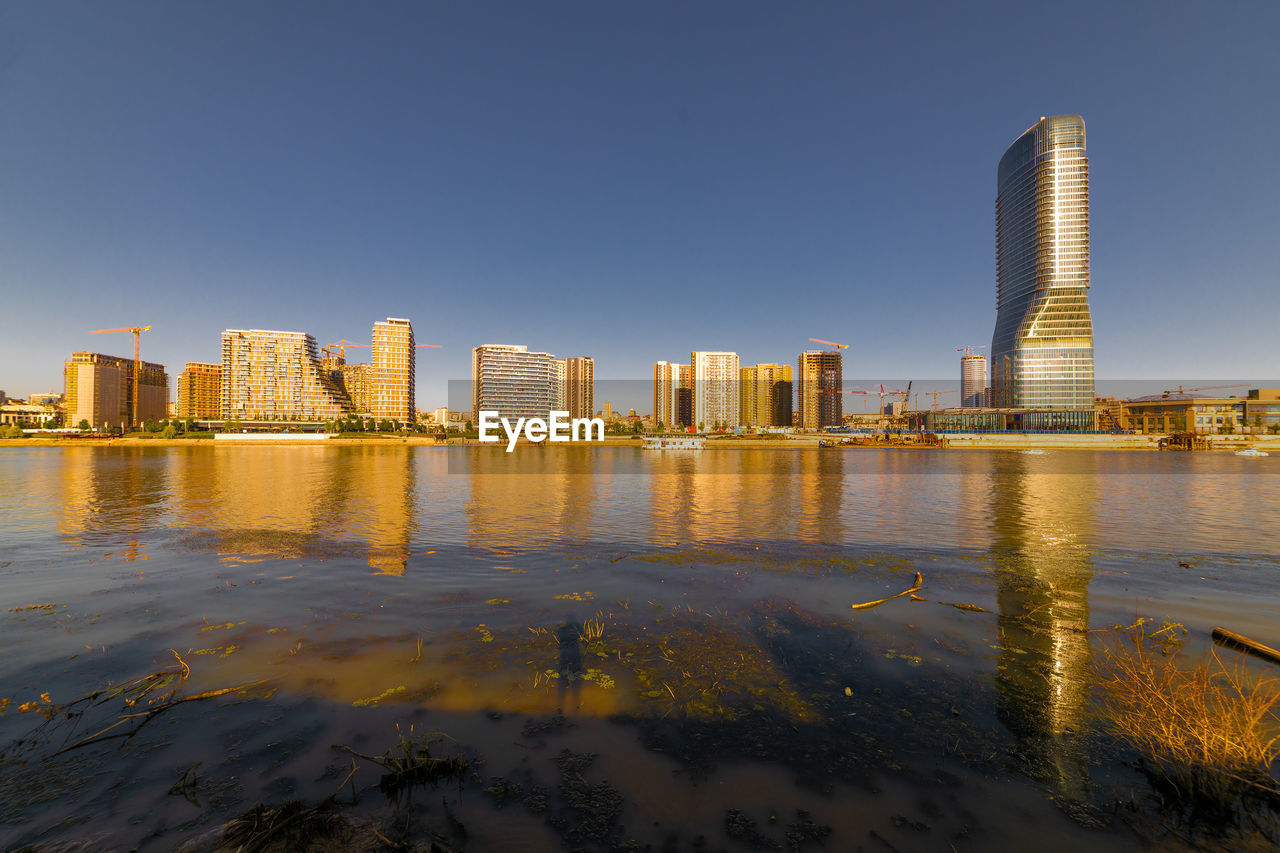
left=1234, top=447, right=1269, bottom=457
left=1020, top=449, right=1047, bottom=455
left=643, top=435, right=705, bottom=450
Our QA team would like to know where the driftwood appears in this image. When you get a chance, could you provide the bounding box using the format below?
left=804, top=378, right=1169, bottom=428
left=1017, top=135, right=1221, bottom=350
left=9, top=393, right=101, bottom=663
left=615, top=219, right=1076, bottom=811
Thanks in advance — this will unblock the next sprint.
left=1211, top=627, right=1280, bottom=667
left=851, top=572, right=923, bottom=612
left=938, top=602, right=990, bottom=613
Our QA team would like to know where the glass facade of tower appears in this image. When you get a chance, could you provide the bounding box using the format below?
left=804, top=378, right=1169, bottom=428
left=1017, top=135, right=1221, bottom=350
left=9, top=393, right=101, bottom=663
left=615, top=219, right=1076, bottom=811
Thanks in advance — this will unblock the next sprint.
left=991, top=115, right=1095, bottom=408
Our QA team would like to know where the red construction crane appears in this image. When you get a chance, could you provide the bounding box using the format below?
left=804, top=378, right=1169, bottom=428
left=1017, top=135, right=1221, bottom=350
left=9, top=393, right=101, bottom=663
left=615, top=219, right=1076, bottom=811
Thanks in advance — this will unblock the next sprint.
left=808, top=338, right=850, bottom=352
left=88, top=326, right=152, bottom=427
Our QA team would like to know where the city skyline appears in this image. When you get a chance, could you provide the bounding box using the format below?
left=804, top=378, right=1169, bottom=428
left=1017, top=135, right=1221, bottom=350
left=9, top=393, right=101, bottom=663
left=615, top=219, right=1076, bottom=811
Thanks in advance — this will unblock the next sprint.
left=3, top=4, right=1279, bottom=404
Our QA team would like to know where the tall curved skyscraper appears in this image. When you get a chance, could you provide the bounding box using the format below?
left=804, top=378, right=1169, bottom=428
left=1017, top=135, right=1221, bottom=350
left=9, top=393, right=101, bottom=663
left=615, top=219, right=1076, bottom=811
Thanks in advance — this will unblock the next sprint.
left=991, top=116, right=1095, bottom=408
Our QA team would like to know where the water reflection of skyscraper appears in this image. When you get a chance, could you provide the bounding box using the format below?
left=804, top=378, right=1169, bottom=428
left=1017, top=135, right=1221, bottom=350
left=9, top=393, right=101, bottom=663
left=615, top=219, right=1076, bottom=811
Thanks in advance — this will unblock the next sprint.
left=331, top=448, right=417, bottom=575
left=988, top=452, right=1097, bottom=799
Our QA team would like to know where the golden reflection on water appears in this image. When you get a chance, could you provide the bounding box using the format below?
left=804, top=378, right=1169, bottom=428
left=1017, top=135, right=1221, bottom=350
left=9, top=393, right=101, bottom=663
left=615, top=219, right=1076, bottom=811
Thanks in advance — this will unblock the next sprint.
left=988, top=452, right=1097, bottom=798
left=464, top=448, right=597, bottom=548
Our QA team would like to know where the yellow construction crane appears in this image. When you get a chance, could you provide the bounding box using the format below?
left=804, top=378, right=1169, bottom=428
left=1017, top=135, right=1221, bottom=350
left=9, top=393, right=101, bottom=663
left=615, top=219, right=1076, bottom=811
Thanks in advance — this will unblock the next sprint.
left=88, top=326, right=152, bottom=427
left=808, top=338, right=850, bottom=352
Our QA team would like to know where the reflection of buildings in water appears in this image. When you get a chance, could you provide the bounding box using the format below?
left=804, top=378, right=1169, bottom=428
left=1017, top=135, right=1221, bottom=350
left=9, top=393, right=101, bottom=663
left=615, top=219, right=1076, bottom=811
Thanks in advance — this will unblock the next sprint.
left=190, top=447, right=331, bottom=559
left=465, top=449, right=594, bottom=550
left=168, top=447, right=417, bottom=572
left=793, top=451, right=845, bottom=544
left=59, top=448, right=172, bottom=559
left=989, top=453, right=1097, bottom=798
left=733, top=451, right=805, bottom=543
left=647, top=452, right=699, bottom=546
left=328, top=448, right=417, bottom=575
left=644, top=450, right=846, bottom=547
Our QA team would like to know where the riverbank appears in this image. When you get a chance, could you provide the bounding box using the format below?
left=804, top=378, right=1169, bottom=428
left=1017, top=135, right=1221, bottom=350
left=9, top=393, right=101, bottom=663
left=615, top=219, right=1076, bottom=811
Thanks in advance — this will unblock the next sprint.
left=3, top=433, right=1278, bottom=452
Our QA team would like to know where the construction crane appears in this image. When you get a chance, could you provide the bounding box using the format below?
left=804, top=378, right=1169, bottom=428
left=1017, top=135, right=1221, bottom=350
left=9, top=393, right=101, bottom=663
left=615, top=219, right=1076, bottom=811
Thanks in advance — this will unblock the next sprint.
left=327, top=341, right=443, bottom=358
left=1159, top=383, right=1249, bottom=398
left=956, top=345, right=989, bottom=357
left=922, top=389, right=959, bottom=410
left=88, top=326, right=152, bottom=427
left=808, top=338, right=850, bottom=352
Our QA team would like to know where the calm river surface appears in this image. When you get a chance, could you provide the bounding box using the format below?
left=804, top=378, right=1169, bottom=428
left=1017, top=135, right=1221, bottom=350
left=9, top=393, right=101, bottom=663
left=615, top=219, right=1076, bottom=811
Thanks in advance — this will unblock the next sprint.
left=1, top=445, right=1277, bottom=851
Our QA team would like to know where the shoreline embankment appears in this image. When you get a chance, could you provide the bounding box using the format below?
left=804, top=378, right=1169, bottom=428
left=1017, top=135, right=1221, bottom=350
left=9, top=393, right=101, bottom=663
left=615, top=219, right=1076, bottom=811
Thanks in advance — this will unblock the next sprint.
left=4, top=434, right=1279, bottom=452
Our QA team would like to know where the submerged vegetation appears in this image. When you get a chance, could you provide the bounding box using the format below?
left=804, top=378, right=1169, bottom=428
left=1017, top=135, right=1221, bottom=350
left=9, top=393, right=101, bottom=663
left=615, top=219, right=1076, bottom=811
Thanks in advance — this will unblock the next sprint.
left=1093, top=619, right=1280, bottom=842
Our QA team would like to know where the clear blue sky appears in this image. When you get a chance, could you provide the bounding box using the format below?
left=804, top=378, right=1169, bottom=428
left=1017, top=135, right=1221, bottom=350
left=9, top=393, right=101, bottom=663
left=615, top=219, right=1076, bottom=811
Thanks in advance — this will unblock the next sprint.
left=2, top=1, right=1278, bottom=410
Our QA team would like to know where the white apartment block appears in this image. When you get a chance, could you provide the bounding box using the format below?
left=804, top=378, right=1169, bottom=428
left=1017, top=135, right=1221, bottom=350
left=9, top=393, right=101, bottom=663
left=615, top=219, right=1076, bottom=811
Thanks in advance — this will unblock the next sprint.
left=472, top=345, right=557, bottom=421
left=691, top=351, right=739, bottom=429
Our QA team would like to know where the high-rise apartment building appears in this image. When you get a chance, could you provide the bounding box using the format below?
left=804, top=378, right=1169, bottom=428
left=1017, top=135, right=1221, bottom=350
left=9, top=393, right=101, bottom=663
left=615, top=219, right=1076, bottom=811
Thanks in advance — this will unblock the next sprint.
left=653, top=361, right=676, bottom=428
left=371, top=318, right=415, bottom=422
left=960, top=350, right=989, bottom=408
left=555, top=360, right=568, bottom=410
left=740, top=363, right=793, bottom=427
left=220, top=330, right=353, bottom=419
left=562, top=357, right=594, bottom=420
left=64, top=352, right=168, bottom=429
left=991, top=115, right=1095, bottom=408
left=797, top=351, right=842, bottom=429
left=691, top=351, right=739, bottom=430
left=471, top=345, right=557, bottom=421
left=176, top=363, right=221, bottom=419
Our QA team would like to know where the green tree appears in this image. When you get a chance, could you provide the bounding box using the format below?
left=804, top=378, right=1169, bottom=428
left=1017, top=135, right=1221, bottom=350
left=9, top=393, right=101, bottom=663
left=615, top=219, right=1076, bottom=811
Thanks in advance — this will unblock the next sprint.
left=160, top=424, right=178, bottom=439
left=77, top=419, right=91, bottom=432
left=1269, top=423, right=1280, bottom=435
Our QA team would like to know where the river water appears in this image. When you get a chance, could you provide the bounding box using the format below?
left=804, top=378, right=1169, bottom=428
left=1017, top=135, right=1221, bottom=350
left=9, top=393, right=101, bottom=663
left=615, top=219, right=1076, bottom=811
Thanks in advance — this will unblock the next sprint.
left=1, top=445, right=1277, bottom=851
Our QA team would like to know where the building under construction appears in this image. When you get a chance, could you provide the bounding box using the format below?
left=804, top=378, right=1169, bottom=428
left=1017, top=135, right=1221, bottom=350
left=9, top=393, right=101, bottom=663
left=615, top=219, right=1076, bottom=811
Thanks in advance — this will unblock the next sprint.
left=64, top=352, right=168, bottom=429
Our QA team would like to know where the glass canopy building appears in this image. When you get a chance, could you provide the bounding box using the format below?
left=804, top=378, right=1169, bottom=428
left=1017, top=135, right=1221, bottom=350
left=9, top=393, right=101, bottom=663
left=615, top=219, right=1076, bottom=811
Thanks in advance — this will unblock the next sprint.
left=991, top=115, right=1095, bottom=408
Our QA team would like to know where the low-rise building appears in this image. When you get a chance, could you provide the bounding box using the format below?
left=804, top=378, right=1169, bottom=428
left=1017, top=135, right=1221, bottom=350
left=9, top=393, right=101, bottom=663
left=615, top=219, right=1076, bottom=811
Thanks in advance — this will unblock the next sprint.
left=0, top=403, right=59, bottom=426
left=1121, top=389, right=1280, bottom=435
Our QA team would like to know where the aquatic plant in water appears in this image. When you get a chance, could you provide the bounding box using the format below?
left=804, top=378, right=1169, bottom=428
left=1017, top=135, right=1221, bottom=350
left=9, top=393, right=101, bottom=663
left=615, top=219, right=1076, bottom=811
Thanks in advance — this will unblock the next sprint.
left=1093, top=619, right=1280, bottom=835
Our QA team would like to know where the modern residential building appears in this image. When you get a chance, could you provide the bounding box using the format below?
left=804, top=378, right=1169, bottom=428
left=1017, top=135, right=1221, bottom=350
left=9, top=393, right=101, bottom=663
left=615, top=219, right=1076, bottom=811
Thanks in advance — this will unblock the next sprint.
left=797, top=350, right=842, bottom=429
left=176, top=363, right=221, bottom=419
left=339, top=363, right=375, bottom=414
left=371, top=318, right=415, bottom=423
left=960, top=349, right=989, bottom=407
left=691, top=351, right=739, bottom=429
left=471, top=344, right=557, bottom=421
left=561, top=356, right=594, bottom=420
left=991, top=115, right=1095, bottom=409
left=220, top=330, right=352, bottom=420
left=555, top=360, right=568, bottom=410
left=64, top=352, right=168, bottom=429
left=653, top=361, right=693, bottom=428
left=740, top=363, right=793, bottom=428
left=652, top=361, right=675, bottom=429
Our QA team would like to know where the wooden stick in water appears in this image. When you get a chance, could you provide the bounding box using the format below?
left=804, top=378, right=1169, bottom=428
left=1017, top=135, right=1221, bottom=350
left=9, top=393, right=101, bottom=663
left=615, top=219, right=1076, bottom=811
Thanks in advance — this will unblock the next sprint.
left=1211, top=627, right=1280, bottom=666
